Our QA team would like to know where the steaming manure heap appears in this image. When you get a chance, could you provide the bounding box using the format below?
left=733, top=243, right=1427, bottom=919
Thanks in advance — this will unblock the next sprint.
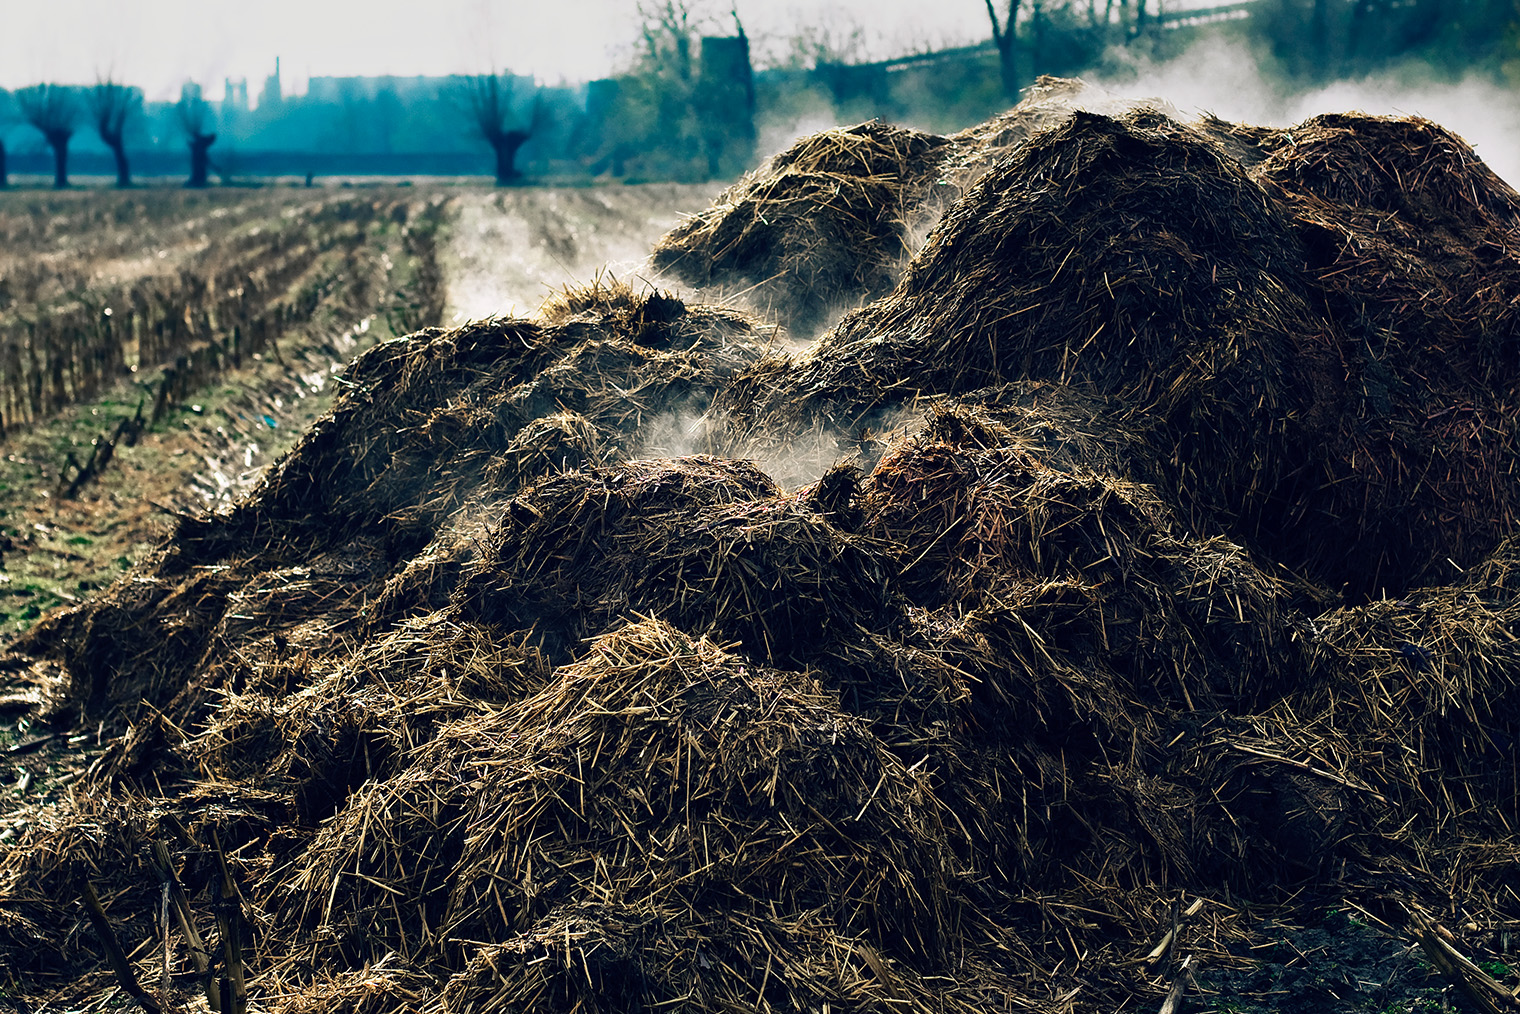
left=6, top=82, right=1520, bottom=1012
left=650, top=119, right=956, bottom=336
left=651, top=77, right=1171, bottom=339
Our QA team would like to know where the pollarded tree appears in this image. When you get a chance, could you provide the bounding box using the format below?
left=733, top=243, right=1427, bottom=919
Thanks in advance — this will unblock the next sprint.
left=16, top=84, right=77, bottom=189
left=89, top=78, right=142, bottom=188
left=177, top=88, right=217, bottom=188
left=463, top=73, right=541, bottom=185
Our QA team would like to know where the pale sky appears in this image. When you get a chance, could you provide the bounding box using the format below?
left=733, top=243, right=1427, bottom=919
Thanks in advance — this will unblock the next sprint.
left=0, top=0, right=1014, bottom=102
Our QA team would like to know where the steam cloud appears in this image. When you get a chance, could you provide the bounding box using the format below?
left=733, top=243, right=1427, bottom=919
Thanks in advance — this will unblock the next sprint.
left=1093, top=35, right=1520, bottom=186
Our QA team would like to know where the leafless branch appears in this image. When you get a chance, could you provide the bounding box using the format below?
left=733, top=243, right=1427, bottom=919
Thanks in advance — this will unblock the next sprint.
left=16, top=83, right=76, bottom=139
left=88, top=79, right=138, bottom=141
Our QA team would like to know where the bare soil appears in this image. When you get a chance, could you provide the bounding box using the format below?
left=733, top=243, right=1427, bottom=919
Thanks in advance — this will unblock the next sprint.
left=0, top=186, right=440, bottom=640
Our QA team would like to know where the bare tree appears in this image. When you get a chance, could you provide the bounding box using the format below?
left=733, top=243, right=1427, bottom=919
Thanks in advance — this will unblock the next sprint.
left=619, top=1, right=705, bottom=178
left=782, top=11, right=867, bottom=69
left=696, top=7, right=755, bottom=178
left=638, top=0, right=695, bottom=82
left=984, top=0, right=1023, bottom=102
left=16, top=84, right=77, bottom=189
left=88, top=78, right=141, bottom=188
left=177, top=88, right=217, bottom=188
left=463, top=74, right=540, bottom=185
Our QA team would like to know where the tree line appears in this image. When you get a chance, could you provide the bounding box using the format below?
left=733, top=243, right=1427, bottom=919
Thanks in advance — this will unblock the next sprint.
left=0, top=74, right=586, bottom=190
left=979, top=0, right=1520, bottom=100
left=3, top=0, right=1518, bottom=191
left=0, top=81, right=221, bottom=190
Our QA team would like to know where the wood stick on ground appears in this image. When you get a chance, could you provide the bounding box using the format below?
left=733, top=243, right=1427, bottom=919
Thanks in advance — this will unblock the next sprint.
left=213, top=832, right=248, bottom=1014
left=1158, top=955, right=1193, bottom=1014
left=1146, top=896, right=1205, bottom=967
left=151, top=840, right=219, bottom=1011
left=79, top=881, right=164, bottom=1014
left=161, top=883, right=171, bottom=1005
left=151, top=841, right=214, bottom=976
left=1410, top=907, right=1520, bottom=1014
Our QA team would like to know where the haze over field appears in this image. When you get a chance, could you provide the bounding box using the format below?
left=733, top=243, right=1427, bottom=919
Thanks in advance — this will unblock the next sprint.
left=0, top=0, right=1067, bottom=98
left=6, top=0, right=1263, bottom=98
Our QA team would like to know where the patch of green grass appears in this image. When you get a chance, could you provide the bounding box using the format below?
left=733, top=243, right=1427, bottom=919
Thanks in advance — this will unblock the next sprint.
left=0, top=580, right=67, bottom=627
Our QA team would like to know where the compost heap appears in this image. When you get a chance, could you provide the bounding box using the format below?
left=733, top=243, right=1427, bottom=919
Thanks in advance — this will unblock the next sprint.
left=650, top=77, right=1141, bottom=336
left=6, top=94, right=1520, bottom=1014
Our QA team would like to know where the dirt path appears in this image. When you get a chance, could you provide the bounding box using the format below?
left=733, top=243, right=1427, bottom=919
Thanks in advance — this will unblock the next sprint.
left=440, top=183, right=722, bottom=322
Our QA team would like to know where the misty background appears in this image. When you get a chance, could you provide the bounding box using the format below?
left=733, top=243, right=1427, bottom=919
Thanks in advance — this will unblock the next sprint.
left=2, top=0, right=1518, bottom=188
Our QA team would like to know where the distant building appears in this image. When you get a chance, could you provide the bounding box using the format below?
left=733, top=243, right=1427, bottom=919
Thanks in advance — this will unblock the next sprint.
left=224, top=78, right=249, bottom=114
left=260, top=58, right=282, bottom=112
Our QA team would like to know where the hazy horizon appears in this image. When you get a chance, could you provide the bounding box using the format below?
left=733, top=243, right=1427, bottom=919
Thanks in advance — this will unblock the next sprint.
left=2, top=0, right=1011, bottom=102
left=3, top=0, right=1232, bottom=103
left=7, top=1, right=1518, bottom=188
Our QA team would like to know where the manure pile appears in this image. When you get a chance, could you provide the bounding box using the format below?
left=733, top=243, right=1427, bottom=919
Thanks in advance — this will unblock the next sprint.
left=6, top=82, right=1520, bottom=1013
left=649, top=77, right=1126, bottom=336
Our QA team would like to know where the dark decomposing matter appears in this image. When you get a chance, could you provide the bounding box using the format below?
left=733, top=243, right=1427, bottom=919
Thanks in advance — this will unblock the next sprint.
left=4, top=78, right=1520, bottom=1013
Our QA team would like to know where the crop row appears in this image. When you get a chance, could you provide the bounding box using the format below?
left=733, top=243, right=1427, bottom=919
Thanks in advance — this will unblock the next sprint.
left=0, top=196, right=431, bottom=437
left=0, top=190, right=348, bottom=311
